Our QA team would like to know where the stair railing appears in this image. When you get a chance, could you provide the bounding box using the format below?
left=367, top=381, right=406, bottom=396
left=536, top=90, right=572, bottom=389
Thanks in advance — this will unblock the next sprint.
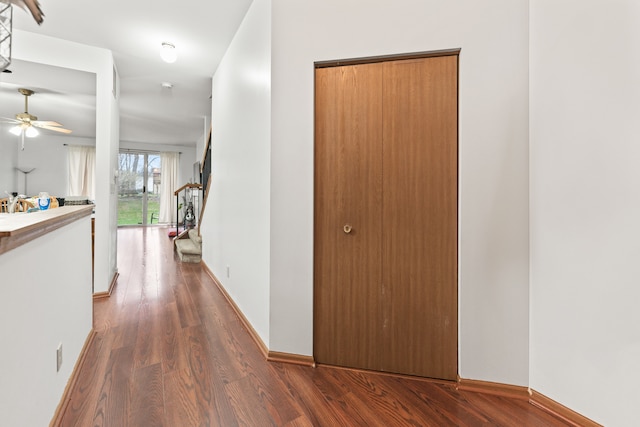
left=197, top=127, right=213, bottom=230
left=173, top=127, right=212, bottom=239
left=174, top=183, right=202, bottom=237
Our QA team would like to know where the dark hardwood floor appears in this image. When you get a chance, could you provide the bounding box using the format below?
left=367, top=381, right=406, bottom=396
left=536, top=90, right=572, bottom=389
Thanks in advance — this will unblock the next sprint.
left=58, top=226, right=570, bottom=426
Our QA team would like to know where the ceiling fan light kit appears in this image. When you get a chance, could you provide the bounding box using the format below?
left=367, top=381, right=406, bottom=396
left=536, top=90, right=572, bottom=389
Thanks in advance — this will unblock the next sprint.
left=25, top=126, right=38, bottom=137
left=160, top=42, right=177, bottom=63
left=0, top=1, right=12, bottom=72
left=1, top=87, right=72, bottom=150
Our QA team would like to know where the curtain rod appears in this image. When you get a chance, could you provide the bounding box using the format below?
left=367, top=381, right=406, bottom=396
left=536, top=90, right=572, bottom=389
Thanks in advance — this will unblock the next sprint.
left=120, top=148, right=182, bottom=154
left=63, top=144, right=181, bottom=154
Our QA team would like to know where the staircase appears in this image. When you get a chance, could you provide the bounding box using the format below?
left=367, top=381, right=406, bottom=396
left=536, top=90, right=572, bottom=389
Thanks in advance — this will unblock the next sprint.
left=175, top=229, right=202, bottom=263
left=173, top=127, right=212, bottom=263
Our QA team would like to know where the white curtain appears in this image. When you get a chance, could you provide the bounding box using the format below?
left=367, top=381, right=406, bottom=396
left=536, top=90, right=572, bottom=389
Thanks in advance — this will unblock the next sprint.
left=67, top=145, right=96, bottom=199
left=159, top=152, right=179, bottom=224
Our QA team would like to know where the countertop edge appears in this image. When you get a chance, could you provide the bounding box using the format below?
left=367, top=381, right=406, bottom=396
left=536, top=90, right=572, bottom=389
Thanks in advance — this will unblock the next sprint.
left=0, top=206, right=93, bottom=256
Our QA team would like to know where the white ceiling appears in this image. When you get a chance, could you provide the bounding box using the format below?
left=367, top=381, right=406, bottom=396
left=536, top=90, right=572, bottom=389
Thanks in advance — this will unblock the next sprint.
left=0, top=0, right=254, bottom=146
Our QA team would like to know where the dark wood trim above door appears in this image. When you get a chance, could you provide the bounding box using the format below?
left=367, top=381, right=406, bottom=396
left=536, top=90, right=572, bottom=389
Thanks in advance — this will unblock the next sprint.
left=314, top=48, right=461, bottom=69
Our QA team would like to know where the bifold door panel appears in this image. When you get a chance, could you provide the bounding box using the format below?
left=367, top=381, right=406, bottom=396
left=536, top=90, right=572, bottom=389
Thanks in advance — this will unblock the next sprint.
left=314, top=54, right=458, bottom=380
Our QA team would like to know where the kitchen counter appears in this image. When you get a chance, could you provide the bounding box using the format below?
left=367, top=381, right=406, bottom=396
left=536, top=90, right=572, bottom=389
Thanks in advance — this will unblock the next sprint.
left=0, top=205, right=93, bottom=255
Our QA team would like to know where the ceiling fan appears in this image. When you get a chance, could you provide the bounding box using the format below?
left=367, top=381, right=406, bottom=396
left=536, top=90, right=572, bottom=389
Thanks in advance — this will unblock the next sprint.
left=1, top=88, right=72, bottom=150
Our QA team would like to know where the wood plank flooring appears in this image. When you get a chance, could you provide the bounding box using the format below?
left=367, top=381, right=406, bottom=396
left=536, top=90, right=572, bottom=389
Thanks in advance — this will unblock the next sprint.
left=58, top=226, right=570, bottom=426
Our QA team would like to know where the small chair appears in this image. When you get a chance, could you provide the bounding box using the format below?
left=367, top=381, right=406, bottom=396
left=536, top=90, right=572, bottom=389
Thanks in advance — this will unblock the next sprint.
left=47, top=197, right=59, bottom=209
left=0, top=198, right=33, bottom=213
left=17, top=200, right=34, bottom=212
left=150, top=212, right=159, bottom=224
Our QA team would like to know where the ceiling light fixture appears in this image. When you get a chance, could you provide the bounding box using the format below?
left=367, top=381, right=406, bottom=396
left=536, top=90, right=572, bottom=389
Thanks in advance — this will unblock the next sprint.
left=25, top=126, right=39, bottom=138
left=160, top=42, right=177, bottom=63
left=161, top=82, right=173, bottom=89
left=10, top=123, right=38, bottom=150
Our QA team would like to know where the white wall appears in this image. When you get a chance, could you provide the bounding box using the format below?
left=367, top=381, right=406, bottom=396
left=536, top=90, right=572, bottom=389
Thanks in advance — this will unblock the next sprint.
left=0, top=215, right=93, bottom=426
left=13, top=30, right=120, bottom=294
left=106, top=76, right=120, bottom=289
left=268, top=0, right=531, bottom=383
left=0, top=133, right=95, bottom=197
left=203, top=0, right=272, bottom=345
left=0, top=124, right=20, bottom=193
left=530, top=1, right=640, bottom=425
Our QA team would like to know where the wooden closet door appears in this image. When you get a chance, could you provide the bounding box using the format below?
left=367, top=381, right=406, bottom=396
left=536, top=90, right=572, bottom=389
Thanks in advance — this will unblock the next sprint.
left=381, top=56, right=458, bottom=380
left=314, top=64, right=384, bottom=370
left=314, top=54, right=458, bottom=380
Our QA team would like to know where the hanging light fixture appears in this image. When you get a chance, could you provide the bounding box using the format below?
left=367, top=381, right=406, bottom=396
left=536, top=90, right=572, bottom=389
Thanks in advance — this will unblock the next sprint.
left=160, top=42, right=177, bottom=63
left=10, top=123, right=37, bottom=150
left=0, top=1, right=12, bottom=72
left=25, top=126, right=38, bottom=137
left=8, top=119, right=39, bottom=151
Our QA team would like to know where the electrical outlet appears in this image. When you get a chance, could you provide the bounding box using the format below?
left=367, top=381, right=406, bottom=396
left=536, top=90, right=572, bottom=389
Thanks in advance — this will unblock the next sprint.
left=226, top=266, right=230, bottom=278
left=56, top=343, right=63, bottom=372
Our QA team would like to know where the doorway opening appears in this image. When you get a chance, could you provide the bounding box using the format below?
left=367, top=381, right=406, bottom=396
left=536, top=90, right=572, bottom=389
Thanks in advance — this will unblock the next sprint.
left=117, top=150, right=161, bottom=226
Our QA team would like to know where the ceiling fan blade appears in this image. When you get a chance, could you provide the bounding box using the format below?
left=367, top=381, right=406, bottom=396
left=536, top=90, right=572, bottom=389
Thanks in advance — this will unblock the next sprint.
left=33, top=120, right=64, bottom=127
left=6, top=89, right=73, bottom=135
left=0, top=117, right=21, bottom=124
left=35, top=124, right=73, bottom=134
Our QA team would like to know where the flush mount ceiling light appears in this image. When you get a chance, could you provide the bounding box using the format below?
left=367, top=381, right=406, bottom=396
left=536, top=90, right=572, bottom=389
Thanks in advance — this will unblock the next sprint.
left=160, top=42, right=177, bottom=63
left=161, top=81, right=173, bottom=89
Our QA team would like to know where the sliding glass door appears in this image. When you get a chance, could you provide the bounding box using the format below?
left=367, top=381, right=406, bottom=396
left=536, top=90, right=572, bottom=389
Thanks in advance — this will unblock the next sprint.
left=118, top=151, right=161, bottom=226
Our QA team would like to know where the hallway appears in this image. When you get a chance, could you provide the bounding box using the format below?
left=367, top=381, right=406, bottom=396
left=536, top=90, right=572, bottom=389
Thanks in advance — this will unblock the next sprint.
left=57, top=226, right=569, bottom=426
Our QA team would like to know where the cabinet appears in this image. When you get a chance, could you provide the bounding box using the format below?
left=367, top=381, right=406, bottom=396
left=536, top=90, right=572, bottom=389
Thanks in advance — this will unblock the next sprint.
left=314, top=54, right=458, bottom=380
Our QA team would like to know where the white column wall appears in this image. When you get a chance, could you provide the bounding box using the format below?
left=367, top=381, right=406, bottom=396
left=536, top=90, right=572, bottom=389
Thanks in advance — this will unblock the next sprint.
left=0, top=216, right=93, bottom=426
left=269, top=0, right=531, bottom=385
left=530, top=1, right=640, bottom=425
left=202, top=0, right=272, bottom=345
left=13, top=30, right=120, bottom=294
